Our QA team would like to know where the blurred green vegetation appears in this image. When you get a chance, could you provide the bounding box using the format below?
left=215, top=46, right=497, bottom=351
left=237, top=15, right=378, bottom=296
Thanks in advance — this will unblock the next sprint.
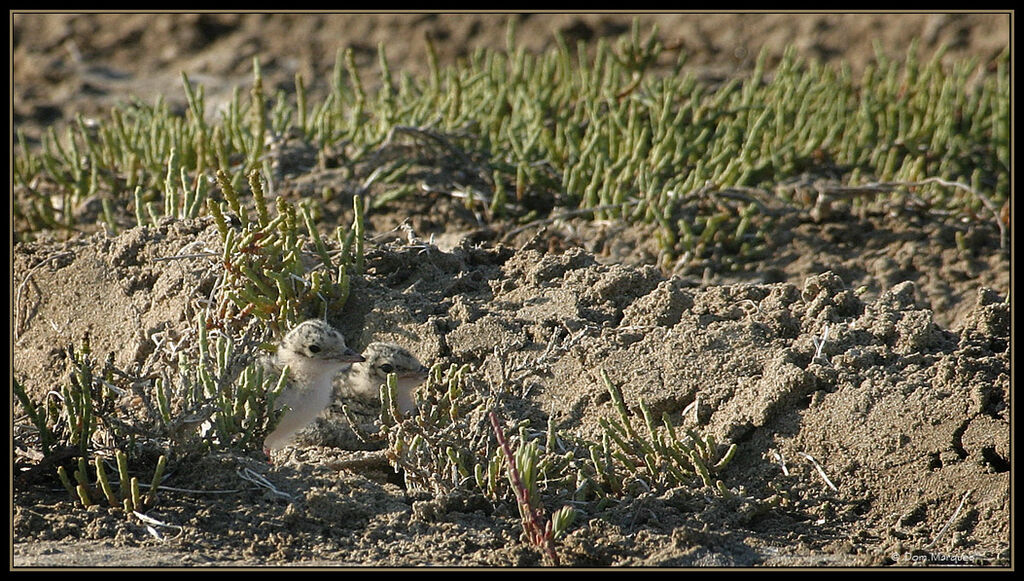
left=13, top=22, right=1010, bottom=267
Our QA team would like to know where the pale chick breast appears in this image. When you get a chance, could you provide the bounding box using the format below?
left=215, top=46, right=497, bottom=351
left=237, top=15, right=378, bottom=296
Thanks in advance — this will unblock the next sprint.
left=264, top=319, right=364, bottom=450
left=344, top=342, right=429, bottom=414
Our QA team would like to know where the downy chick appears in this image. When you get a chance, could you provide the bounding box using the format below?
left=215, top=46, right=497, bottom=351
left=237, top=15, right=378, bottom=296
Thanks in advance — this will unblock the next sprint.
left=264, top=319, right=364, bottom=451
left=343, top=342, right=429, bottom=415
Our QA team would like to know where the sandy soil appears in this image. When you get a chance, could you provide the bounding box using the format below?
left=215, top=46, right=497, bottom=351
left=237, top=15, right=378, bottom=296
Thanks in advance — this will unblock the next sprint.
left=11, top=13, right=1011, bottom=568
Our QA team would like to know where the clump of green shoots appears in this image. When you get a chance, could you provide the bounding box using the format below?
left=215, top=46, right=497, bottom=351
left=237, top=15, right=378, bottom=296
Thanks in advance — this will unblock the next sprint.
left=55, top=450, right=167, bottom=513
left=172, top=312, right=289, bottom=451
left=377, top=364, right=577, bottom=564
left=14, top=335, right=116, bottom=471
left=207, top=167, right=360, bottom=333
left=26, top=334, right=112, bottom=456
left=385, top=363, right=736, bottom=499
left=378, top=359, right=736, bottom=564
left=13, top=311, right=293, bottom=510
left=379, top=363, right=488, bottom=494
left=13, top=377, right=56, bottom=457
left=13, top=334, right=176, bottom=512
left=587, top=370, right=736, bottom=497
left=379, top=363, right=578, bottom=502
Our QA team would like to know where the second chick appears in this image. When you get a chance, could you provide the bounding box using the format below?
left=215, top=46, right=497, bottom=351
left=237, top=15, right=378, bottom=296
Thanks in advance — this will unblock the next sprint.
left=343, top=342, right=429, bottom=415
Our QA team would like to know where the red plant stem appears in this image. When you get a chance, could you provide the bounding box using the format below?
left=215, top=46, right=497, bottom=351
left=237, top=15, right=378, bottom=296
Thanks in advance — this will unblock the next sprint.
left=488, top=410, right=560, bottom=566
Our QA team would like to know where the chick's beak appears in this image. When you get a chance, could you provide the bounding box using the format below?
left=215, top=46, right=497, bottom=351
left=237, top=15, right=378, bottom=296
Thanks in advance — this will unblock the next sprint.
left=343, top=348, right=365, bottom=363
left=395, top=364, right=430, bottom=379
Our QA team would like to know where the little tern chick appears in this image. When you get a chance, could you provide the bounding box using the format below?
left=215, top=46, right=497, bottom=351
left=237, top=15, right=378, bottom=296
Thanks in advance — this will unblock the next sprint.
left=344, top=342, right=429, bottom=415
left=264, top=319, right=364, bottom=451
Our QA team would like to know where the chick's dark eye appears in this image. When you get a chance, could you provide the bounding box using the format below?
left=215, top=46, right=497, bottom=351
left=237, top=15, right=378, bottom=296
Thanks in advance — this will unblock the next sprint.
left=380, top=364, right=394, bottom=374
left=308, top=344, right=321, bottom=354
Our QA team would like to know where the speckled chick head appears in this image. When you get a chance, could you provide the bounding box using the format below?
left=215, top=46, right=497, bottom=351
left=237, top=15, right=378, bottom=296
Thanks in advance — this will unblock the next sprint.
left=264, top=319, right=364, bottom=451
left=277, top=319, right=364, bottom=367
left=345, top=342, right=429, bottom=414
